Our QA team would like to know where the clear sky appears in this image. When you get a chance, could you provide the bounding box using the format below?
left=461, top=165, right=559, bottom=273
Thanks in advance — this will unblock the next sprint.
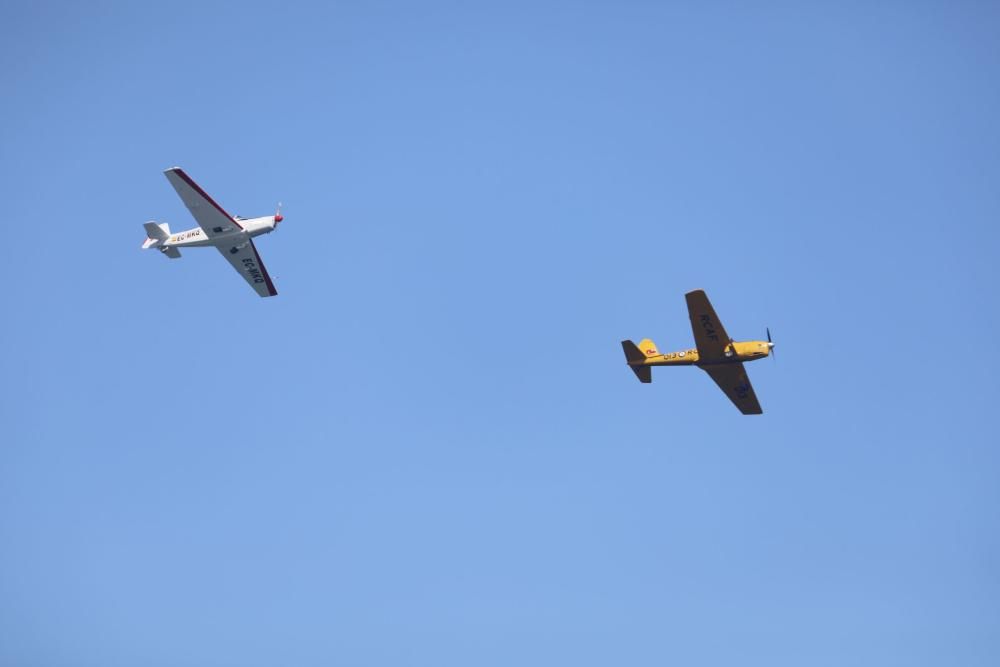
left=2, top=2, right=999, bottom=665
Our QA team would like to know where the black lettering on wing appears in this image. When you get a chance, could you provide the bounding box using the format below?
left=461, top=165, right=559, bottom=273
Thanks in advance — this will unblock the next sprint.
left=699, top=314, right=719, bottom=341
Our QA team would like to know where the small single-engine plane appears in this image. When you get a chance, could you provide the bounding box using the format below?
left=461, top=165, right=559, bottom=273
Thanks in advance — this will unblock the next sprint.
left=622, top=290, right=774, bottom=414
left=142, top=167, right=283, bottom=297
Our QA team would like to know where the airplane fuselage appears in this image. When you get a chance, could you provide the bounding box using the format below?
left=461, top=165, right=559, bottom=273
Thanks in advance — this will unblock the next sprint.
left=641, top=340, right=772, bottom=367
left=160, top=215, right=278, bottom=249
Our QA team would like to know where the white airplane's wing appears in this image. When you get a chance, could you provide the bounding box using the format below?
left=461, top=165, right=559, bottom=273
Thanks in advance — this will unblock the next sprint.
left=163, top=167, right=243, bottom=239
left=216, top=240, right=278, bottom=297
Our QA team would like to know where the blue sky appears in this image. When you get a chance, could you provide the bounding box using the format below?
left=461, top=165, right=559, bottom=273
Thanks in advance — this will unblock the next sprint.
left=2, top=2, right=999, bottom=665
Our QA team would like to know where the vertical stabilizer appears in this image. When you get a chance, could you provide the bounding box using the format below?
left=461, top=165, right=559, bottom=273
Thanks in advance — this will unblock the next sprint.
left=637, top=338, right=660, bottom=357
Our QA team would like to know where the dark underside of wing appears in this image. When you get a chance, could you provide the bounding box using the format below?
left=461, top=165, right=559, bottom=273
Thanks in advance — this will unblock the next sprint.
left=701, top=363, right=763, bottom=414
left=686, top=289, right=731, bottom=362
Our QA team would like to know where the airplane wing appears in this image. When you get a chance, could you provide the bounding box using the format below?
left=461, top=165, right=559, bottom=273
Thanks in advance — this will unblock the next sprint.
left=216, top=240, right=278, bottom=297
left=701, top=363, right=763, bottom=414
left=685, top=289, right=732, bottom=362
left=163, top=167, right=243, bottom=239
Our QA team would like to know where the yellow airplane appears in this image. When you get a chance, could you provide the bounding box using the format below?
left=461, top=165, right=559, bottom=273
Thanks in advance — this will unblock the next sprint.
left=622, top=289, right=774, bottom=414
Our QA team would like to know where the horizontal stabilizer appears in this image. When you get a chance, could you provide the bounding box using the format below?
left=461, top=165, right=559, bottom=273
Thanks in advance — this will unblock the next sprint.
left=622, top=339, right=645, bottom=364
left=144, top=221, right=170, bottom=240
left=621, top=340, right=652, bottom=383
left=630, top=365, right=652, bottom=383
left=161, top=246, right=181, bottom=259
left=142, top=222, right=171, bottom=250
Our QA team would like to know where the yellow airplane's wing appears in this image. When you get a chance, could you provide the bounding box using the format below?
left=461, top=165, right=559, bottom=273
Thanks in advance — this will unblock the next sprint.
left=685, top=289, right=731, bottom=362
left=701, top=363, right=763, bottom=414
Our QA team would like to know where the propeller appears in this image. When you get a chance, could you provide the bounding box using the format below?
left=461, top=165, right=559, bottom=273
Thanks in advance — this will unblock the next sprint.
left=274, top=202, right=283, bottom=224
left=767, top=327, right=775, bottom=361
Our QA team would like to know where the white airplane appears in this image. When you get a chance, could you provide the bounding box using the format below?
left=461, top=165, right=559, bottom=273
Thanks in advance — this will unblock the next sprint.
left=142, top=167, right=283, bottom=297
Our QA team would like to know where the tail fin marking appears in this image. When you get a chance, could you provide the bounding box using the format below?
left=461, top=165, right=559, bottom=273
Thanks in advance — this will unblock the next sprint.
left=637, top=338, right=660, bottom=357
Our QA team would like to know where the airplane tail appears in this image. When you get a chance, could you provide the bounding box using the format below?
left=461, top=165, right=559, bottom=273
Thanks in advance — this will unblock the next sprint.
left=621, top=339, right=657, bottom=383
left=142, top=222, right=180, bottom=258
left=636, top=338, right=659, bottom=357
